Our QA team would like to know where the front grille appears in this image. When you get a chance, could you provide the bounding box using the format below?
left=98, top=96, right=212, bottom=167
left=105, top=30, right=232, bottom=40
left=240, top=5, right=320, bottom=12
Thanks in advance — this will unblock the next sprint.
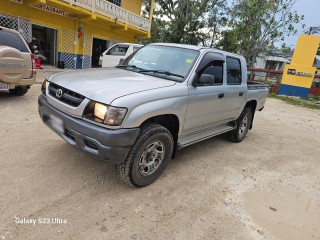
left=48, top=82, right=85, bottom=107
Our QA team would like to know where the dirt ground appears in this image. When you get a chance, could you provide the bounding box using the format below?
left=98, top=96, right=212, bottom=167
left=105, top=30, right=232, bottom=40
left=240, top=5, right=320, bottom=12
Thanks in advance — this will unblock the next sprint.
left=1, top=84, right=320, bottom=240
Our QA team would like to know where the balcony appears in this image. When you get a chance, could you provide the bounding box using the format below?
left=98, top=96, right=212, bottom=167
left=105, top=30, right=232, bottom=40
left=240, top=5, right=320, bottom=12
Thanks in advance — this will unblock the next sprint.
left=24, top=0, right=151, bottom=34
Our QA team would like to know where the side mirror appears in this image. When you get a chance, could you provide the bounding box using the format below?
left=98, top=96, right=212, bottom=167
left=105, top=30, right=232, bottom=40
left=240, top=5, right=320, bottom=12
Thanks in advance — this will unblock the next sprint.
left=119, top=58, right=125, bottom=64
left=100, top=53, right=103, bottom=57
left=197, top=74, right=214, bottom=86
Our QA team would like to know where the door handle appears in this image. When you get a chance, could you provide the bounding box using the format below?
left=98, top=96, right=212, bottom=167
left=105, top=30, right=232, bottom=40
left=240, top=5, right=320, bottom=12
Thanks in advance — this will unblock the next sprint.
left=218, top=93, right=224, bottom=98
left=239, top=92, right=244, bottom=96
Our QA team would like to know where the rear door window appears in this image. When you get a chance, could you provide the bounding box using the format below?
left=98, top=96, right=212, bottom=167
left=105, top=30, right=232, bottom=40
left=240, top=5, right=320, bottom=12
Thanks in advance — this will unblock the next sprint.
left=226, top=57, right=242, bottom=85
left=0, top=30, right=29, bottom=53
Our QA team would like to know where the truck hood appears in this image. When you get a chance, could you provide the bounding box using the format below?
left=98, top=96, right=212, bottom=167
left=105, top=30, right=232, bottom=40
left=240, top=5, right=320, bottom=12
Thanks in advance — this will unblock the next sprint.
left=49, top=68, right=176, bottom=104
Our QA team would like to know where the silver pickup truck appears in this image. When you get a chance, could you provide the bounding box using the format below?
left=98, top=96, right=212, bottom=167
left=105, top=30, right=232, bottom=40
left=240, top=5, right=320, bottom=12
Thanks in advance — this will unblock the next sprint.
left=38, top=43, right=268, bottom=187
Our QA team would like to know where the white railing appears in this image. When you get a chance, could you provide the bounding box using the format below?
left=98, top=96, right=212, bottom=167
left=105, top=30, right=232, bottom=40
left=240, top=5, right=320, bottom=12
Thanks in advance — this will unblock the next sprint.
left=127, top=12, right=150, bottom=32
left=95, top=0, right=127, bottom=23
left=69, top=0, right=93, bottom=10
left=60, top=0, right=150, bottom=32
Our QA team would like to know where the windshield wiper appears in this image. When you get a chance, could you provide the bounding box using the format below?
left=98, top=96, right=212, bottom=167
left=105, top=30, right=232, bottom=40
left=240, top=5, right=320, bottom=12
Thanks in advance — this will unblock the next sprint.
left=117, top=65, right=145, bottom=71
left=138, top=70, right=185, bottom=79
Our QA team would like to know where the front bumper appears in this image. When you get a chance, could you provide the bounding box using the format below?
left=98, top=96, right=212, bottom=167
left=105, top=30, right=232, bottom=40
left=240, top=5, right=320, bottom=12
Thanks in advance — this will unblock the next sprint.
left=38, top=95, right=140, bottom=164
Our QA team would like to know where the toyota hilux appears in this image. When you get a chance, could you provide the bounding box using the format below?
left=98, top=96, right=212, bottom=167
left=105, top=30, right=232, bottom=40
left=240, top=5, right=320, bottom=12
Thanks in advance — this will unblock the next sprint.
left=38, top=43, right=268, bottom=187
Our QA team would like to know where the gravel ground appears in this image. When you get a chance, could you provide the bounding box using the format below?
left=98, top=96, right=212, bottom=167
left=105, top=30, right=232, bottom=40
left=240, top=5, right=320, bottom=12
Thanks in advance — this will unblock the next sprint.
left=0, top=84, right=319, bottom=240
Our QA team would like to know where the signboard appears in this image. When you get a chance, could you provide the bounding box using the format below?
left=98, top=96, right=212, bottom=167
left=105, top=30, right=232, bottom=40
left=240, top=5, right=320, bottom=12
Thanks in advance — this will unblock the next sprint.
left=279, top=35, right=320, bottom=98
left=10, top=0, right=23, bottom=3
left=287, top=69, right=313, bottom=77
left=33, top=4, right=75, bottom=18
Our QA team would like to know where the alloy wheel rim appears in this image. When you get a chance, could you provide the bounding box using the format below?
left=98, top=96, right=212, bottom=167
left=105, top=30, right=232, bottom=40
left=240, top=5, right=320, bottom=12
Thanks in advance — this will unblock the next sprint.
left=139, top=141, right=165, bottom=176
left=239, top=116, right=248, bottom=136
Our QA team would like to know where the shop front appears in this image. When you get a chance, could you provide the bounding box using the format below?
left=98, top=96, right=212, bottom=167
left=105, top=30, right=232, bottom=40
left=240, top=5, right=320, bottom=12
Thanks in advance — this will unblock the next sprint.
left=0, top=0, right=152, bottom=69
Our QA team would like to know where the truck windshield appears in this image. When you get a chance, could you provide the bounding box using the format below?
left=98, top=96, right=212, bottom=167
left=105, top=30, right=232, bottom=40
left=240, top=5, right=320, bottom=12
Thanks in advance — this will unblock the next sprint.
left=118, top=45, right=199, bottom=82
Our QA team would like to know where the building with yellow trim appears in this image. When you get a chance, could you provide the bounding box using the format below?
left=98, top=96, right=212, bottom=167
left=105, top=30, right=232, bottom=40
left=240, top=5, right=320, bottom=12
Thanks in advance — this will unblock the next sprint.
left=0, top=0, right=154, bottom=68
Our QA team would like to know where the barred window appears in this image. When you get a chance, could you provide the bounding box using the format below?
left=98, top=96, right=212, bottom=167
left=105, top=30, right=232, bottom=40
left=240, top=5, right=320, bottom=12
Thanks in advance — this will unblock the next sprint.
left=108, top=0, right=121, bottom=6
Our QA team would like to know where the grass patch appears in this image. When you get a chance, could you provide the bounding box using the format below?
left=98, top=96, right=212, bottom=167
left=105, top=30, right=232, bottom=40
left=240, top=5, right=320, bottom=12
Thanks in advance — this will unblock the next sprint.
left=308, top=95, right=320, bottom=101
left=268, top=93, right=320, bottom=110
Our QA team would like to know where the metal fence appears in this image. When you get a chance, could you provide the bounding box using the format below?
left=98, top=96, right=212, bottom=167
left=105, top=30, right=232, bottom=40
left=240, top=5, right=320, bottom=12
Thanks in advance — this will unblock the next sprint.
left=0, top=13, right=32, bottom=43
left=248, top=68, right=320, bottom=96
left=82, top=33, right=93, bottom=69
left=59, top=29, right=77, bottom=69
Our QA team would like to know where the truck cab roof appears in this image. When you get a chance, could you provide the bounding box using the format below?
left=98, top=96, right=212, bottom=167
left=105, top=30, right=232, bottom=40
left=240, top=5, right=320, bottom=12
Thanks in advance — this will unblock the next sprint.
left=150, top=42, right=244, bottom=60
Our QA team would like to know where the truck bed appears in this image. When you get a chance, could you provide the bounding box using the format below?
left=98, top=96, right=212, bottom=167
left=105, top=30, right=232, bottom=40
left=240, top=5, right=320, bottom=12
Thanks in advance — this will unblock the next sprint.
left=247, top=82, right=269, bottom=111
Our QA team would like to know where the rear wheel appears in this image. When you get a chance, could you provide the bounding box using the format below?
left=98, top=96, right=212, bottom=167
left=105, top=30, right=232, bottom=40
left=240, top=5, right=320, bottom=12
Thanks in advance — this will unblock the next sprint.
left=9, top=86, right=29, bottom=96
left=228, top=108, right=252, bottom=143
left=116, top=123, right=174, bottom=187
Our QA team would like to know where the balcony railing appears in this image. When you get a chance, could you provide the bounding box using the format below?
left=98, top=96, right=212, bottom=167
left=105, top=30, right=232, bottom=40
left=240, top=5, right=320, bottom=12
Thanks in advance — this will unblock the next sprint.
left=60, top=0, right=150, bottom=32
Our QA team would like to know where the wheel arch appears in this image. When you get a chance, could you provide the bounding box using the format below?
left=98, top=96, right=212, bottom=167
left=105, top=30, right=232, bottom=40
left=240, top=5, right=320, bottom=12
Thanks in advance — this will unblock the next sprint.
left=140, top=114, right=180, bottom=158
left=244, top=100, right=257, bottom=129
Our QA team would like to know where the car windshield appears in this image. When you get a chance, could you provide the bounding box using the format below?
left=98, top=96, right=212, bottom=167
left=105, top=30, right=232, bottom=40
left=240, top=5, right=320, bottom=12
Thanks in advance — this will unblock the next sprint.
left=118, top=45, right=199, bottom=82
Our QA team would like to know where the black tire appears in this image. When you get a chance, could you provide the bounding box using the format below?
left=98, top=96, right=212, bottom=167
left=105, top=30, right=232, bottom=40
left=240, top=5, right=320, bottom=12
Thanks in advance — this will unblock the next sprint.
left=228, top=108, right=253, bottom=143
left=116, top=123, right=174, bottom=187
left=9, top=86, right=29, bottom=96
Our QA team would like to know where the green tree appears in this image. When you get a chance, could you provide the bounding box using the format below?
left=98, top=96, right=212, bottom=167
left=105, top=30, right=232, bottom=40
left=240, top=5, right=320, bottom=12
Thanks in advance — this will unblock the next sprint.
left=201, top=0, right=228, bottom=47
left=227, top=0, right=304, bottom=66
left=216, top=29, right=240, bottom=53
left=141, top=0, right=226, bottom=46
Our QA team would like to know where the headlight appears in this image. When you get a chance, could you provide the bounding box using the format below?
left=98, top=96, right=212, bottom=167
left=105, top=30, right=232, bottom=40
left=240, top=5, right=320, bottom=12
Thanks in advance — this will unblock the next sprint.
left=104, top=106, right=127, bottom=126
left=41, top=79, right=48, bottom=95
left=83, top=101, right=127, bottom=126
left=94, top=103, right=107, bottom=120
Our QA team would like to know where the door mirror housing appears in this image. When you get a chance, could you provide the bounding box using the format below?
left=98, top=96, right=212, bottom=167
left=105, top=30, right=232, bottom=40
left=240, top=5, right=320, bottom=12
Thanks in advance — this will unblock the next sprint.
left=197, top=74, right=215, bottom=86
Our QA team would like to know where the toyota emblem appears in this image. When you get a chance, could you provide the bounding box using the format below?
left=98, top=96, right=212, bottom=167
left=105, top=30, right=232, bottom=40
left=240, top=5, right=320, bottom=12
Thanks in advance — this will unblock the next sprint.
left=56, top=89, right=63, bottom=98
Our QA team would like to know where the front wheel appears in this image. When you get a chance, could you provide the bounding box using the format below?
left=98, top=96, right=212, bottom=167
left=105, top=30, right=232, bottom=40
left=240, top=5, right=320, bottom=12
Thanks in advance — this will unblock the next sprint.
left=228, top=108, right=253, bottom=143
left=116, top=123, right=174, bottom=187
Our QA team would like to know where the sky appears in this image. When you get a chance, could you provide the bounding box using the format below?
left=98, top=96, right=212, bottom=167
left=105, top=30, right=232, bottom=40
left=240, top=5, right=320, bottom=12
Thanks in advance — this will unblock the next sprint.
left=283, top=0, right=320, bottom=48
